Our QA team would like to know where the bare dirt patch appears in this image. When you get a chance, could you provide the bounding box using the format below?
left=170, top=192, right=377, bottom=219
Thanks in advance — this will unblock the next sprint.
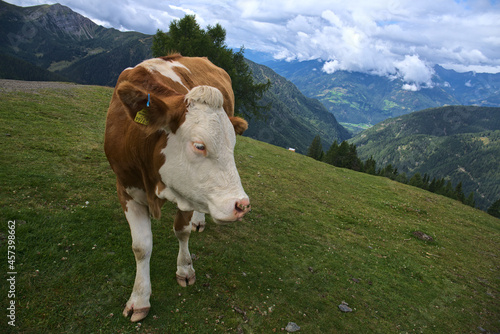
left=0, top=79, right=83, bottom=93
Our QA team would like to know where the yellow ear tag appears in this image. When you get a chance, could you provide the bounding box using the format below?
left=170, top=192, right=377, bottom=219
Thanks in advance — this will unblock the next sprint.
left=134, top=109, right=149, bottom=125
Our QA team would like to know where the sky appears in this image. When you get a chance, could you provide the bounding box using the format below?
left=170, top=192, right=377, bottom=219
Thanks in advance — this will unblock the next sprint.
left=6, top=0, right=500, bottom=90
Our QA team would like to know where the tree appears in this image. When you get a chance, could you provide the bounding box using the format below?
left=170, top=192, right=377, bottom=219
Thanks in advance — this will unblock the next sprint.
left=363, top=156, right=377, bottom=175
left=346, top=143, right=363, bottom=171
left=307, top=135, right=323, bottom=161
left=409, top=173, right=424, bottom=188
left=380, top=164, right=398, bottom=180
left=455, top=182, right=465, bottom=203
left=487, top=198, right=500, bottom=218
left=465, top=192, right=475, bottom=208
left=323, top=140, right=339, bottom=165
left=152, top=15, right=270, bottom=119
left=395, top=172, right=408, bottom=184
left=336, top=141, right=350, bottom=168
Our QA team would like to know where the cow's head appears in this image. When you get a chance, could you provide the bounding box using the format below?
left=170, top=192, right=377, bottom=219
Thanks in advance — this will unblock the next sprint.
left=117, top=82, right=251, bottom=222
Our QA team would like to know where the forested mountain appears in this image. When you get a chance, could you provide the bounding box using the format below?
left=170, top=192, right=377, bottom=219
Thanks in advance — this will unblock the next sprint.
left=244, top=60, right=350, bottom=153
left=0, top=0, right=152, bottom=86
left=349, top=106, right=500, bottom=210
left=266, top=59, right=500, bottom=133
left=0, top=53, right=69, bottom=81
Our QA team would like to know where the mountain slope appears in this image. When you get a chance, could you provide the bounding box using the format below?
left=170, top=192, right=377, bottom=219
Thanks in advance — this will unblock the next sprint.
left=0, top=0, right=152, bottom=86
left=266, top=60, right=500, bottom=132
left=1, top=81, right=498, bottom=332
left=244, top=60, right=351, bottom=153
left=349, top=106, right=500, bottom=210
left=0, top=52, right=69, bottom=81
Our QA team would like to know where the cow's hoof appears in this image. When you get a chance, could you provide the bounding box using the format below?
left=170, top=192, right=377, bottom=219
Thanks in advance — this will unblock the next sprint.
left=176, top=274, right=196, bottom=287
left=190, top=212, right=206, bottom=232
left=191, top=220, right=205, bottom=232
left=123, top=304, right=150, bottom=322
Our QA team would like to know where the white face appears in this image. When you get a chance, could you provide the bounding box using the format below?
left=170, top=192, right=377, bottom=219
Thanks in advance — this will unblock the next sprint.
left=156, top=86, right=249, bottom=222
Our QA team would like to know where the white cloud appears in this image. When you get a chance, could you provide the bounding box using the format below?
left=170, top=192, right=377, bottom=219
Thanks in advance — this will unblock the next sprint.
left=6, top=0, right=500, bottom=83
left=402, top=83, right=419, bottom=91
left=323, top=60, right=342, bottom=74
left=394, top=55, right=435, bottom=88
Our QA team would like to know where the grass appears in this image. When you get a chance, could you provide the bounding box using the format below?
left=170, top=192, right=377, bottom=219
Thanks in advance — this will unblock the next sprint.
left=1, top=83, right=499, bottom=333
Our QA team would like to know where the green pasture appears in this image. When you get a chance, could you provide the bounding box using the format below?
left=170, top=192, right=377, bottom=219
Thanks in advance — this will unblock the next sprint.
left=0, top=84, right=498, bottom=333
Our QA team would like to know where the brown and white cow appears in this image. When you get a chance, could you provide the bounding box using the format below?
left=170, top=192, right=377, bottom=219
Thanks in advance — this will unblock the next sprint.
left=104, top=54, right=251, bottom=322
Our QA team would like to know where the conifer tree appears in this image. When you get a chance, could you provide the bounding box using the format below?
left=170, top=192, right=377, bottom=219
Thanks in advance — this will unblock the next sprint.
left=429, top=177, right=438, bottom=192
left=409, top=172, right=424, bottom=188
left=324, top=140, right=339, bottom=165
left=422, top=173, right=430, bottom=190
left=444, top=181, right=455, bottom=199
left=455, top=182, right=465, bottom=203
left=465, top=192, right=476, bottom=208
left=152, top=15, right=270, bottom=118
left=307, top=135, right=323, bottom=161
left=364, top=156, right=377, bottom=175
left=337, top=141, right=350, bottom=168
left=487, top=198, right=500, bottom=218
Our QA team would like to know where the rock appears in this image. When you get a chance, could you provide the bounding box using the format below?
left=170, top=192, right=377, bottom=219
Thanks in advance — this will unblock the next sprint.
left=285, top=322, right=300, bottom=332
left=338, top=302, right=353, bottom=312
left=413, top=231, right=434, bottom=241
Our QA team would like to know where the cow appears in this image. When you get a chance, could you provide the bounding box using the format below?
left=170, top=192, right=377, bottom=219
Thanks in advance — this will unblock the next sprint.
left=104, top=54, right=251, bottom=322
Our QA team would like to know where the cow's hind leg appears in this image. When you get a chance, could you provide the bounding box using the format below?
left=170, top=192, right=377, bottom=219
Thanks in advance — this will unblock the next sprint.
left=174, top=210, right=196, bottom=287
left=122, top=197, right=153, bottom=322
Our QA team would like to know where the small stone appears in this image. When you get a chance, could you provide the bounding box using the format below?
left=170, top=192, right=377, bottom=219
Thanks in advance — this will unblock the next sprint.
left=285, top=322, right=300, bottom=332
left=413, top=231, right=434, bottom=241
left=338, top=302, right=353, bottom=312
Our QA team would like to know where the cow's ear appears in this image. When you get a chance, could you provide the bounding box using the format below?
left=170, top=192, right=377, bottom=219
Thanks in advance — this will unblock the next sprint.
left=229, top=116, right=248, bottom=135
left=116, top=81, right=186, bottom=133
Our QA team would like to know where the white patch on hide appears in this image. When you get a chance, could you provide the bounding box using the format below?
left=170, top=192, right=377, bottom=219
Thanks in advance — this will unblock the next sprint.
left=137, top=58, right=190, bottom=91
left=185, top=86, right=224, bottom=109
left=126, top=187, right=148, bottom=206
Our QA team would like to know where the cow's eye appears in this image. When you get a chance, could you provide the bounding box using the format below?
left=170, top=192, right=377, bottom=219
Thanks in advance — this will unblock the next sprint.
left=193, top=142, right=206, bottom=152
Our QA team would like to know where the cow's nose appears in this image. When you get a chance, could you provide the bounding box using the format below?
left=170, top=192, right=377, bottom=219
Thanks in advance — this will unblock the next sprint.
left=234, top=198, right=251, bottom=220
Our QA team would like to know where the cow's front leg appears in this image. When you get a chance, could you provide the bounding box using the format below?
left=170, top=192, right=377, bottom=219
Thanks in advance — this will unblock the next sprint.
left=191, top=211, right=206, bottom=232
left=174, top=210, right=196, bottom=287
left=123, top=199, right=153, bottom=322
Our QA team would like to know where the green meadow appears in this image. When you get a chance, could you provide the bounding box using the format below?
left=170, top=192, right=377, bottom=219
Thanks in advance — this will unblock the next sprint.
left=1, top=82, right=498, bottom=333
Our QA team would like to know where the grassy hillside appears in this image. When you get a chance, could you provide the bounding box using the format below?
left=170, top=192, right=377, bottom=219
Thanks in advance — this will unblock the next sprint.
left=0, top=81, right=499, bottom=333
left=350, top=106, right=500, bottom=210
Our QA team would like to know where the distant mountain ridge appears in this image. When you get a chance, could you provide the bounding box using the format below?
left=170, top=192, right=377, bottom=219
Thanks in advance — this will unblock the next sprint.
left=266, top=59, right=500, bottom=132
left=349, top=105, right=500, bottom=210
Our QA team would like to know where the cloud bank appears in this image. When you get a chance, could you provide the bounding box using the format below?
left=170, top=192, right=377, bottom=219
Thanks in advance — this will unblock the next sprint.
left=8, top=0, right=500, bottom=89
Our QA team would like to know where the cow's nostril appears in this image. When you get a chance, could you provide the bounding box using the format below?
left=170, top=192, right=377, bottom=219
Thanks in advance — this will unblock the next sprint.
left=235, top=203, right=245, bottom=213
left=234, top=199, right=251, bottom=215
